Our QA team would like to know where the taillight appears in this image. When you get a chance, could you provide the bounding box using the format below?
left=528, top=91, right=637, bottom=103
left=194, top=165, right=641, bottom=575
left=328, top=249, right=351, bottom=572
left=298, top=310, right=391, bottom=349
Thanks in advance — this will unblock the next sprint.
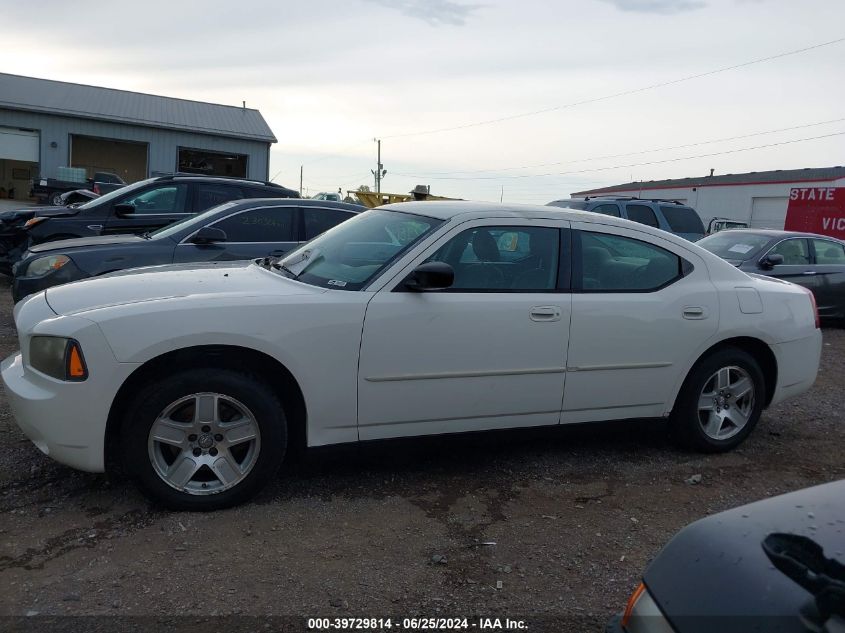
left=802, top=287, right=820, bottom=329
left=621, top=582, right=646, bottom=628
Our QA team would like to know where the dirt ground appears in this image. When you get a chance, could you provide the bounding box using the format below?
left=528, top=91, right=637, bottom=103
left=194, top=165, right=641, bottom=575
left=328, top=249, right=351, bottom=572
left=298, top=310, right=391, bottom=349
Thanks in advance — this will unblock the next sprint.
left=0, top=276, right=843, bottom=633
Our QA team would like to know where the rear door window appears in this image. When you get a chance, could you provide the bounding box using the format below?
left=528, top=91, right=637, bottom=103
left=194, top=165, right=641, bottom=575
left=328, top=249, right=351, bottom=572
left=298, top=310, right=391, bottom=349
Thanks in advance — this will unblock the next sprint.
left=660, top=206, right=704, bottom=234
left=578, top=231, right=683, bottom=291
left=194, top=184, right=245, bottom=212
left=811, top=239, right=845, bottom=264
left=625, top=204, right=660, bottom=228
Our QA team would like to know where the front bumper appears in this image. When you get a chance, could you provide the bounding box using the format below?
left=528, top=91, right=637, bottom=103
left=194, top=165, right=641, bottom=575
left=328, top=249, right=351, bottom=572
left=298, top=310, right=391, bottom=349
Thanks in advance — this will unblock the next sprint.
left=1, top=300, right=140, bottom=472
left=1, top=352, right=108, bottom=472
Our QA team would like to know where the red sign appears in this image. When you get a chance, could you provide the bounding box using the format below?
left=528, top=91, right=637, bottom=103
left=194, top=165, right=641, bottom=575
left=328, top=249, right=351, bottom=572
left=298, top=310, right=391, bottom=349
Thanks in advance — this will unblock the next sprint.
left=784, top=187, right=845, bottom=239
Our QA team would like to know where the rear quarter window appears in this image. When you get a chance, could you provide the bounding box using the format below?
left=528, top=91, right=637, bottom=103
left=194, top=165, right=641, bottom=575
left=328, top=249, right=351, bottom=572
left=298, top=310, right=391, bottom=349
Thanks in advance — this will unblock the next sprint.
left=625, top=204, right=660, bottom=228
left=661, top=206, right=705, bottom=234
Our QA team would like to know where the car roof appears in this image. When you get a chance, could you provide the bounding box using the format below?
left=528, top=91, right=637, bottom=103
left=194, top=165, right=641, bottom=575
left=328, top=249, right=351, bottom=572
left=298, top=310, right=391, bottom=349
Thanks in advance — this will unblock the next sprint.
left=227, top=198, right=364, bottom=212
left=381, top=200, right=680, bottom=238
left=715, top=229, right=845, bottom=242
left=549, top=197, right=693, bottom=208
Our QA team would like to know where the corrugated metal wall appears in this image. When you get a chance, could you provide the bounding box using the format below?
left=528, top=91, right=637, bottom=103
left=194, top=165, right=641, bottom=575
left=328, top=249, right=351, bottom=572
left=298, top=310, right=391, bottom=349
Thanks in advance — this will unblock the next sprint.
left=0, top=108, right=271, bottom=182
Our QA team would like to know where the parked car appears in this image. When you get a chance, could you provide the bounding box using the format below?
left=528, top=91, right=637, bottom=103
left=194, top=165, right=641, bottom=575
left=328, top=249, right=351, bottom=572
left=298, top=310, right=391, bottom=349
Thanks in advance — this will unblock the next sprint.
left=547, top=197, right=705, bottom=241
left=697, top=229, right=845, bottom=320
left=11, top=199, right=363, bottom=302
left=1, top=202, right=821, bottom=510
left=59, top=189, right=100, bottom=207
left=31, top=171, right=125, bottom=206
left=0, top=174, right=299, bottom=274
left=312, top=192, right=342, bottom=202
left=706, top=217, right=749, bottom=234
left=606, top=479, right=845, bottom=633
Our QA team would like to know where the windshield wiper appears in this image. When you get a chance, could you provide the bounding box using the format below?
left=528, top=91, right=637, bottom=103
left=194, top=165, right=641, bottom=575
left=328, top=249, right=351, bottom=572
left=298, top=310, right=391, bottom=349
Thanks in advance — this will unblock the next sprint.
left=256, top=256, right=297, bottom=279
left=763, top=532, right=845, bottom=626
left=140, top=231, right=152, bottom=240
left=272, top=261, right=298, bottom=279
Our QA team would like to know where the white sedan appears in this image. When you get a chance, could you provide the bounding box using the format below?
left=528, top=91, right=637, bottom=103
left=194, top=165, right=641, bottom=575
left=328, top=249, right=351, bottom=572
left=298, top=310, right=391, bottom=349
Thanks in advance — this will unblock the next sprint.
left=1, top=202, right=822, bottom=510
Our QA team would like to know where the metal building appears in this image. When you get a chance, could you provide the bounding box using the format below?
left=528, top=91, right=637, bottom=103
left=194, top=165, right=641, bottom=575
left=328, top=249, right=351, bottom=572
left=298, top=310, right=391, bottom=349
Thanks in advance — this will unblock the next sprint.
left=0, top=73, right=277, bottom=199
left=571, top=166, right=845, bottom=229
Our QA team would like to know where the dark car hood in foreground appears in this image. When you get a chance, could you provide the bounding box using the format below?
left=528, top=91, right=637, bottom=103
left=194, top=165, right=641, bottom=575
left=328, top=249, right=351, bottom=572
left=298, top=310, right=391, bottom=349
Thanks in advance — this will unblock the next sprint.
left=645, top=480, right=844, bottom=633
left=28, top=233, right=147, bottom=254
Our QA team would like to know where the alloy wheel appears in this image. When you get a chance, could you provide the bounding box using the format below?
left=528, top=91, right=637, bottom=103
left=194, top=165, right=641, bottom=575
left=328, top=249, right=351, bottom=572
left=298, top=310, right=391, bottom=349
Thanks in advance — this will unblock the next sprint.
left=148, top=392, right=261, bottom=495
left=697, top=366, right=755, bottom=440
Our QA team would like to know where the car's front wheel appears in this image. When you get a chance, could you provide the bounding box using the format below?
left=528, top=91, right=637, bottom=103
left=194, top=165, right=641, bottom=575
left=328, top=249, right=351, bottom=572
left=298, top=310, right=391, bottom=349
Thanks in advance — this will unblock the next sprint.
left=122, top=369, right=286, bottom=511
left=670, top=347, right=765, bottom=452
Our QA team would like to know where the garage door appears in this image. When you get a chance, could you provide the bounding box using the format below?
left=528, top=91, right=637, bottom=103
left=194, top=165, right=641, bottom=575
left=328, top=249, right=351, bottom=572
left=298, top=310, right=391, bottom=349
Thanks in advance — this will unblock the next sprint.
left=0, top=127, right=39, bottom=162
left=70, top=135, right=148, bottom=183
left=750, top=197, right=788, bottom=229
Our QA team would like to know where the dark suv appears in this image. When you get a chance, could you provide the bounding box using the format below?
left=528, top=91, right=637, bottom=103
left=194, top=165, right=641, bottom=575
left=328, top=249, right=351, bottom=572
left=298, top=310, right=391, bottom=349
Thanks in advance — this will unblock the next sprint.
left=0, top=175, right=299, bottom=273
left=547, top=196, right=705, bottom=241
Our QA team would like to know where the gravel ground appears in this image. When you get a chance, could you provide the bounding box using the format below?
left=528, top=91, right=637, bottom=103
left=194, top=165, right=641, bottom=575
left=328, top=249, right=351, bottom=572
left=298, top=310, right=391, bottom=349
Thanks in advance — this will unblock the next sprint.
left=0, top=276, right=842, bottom=633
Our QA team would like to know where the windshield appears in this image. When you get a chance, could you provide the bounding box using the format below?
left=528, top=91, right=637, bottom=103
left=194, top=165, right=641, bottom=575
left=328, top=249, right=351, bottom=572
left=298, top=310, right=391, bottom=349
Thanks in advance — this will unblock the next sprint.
left=76, top=178, right=157, bottom=210
left=147, top=201, right=242, bottom=239
left=697, top=232, right=772, bottom=260
left=277, top=209, right=442, bottom=290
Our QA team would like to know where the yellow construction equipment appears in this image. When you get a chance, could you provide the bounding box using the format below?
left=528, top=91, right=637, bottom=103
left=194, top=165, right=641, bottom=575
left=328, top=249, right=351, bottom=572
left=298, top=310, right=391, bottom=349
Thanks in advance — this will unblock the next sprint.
left=349, top=186, right=461, bottom=209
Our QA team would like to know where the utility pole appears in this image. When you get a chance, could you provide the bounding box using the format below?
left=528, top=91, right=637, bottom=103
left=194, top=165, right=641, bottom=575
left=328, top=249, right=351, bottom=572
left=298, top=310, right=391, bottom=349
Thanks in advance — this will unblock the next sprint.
left=299, top=165, right=303, bottom=196
left=371, top=138, right=386, bottom=193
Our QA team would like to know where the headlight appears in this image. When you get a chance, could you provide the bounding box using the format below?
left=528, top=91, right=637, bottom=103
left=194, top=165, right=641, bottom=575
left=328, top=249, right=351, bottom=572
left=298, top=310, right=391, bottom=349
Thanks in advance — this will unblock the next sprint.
left=29, top=336, right=88, bottom=381
left=23, top=217, right=48, bottom=229
left=621, top=582, right=675, bottom=632
left=24, top=255, right=70, bottom=278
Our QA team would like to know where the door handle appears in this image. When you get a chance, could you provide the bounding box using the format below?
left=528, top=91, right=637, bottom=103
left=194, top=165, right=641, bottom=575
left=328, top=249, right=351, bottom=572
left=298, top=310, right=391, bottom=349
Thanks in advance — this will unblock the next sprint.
left=530, top=306, right=561, bottom=322
left=86, top=224, right=103, bottom=231
left=683, top=306, right=707, bottom=319
left=802, top=271, right=817, bottom=276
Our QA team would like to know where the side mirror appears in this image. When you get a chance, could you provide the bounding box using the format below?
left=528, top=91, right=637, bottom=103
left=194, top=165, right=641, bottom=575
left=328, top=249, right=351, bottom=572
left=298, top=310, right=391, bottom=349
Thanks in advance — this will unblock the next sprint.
left=114, top=203, right=136, bottom=217
left=190, top=226, right=227, bottom=245
left=404, top=262, right=454, bottom=292
left=760, top=253, right=784, bottom=269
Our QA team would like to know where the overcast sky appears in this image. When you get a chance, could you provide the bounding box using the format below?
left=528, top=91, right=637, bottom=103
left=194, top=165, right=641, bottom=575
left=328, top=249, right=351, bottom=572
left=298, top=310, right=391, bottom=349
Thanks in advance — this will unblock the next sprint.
left=4, top=0, right=844, bottom=202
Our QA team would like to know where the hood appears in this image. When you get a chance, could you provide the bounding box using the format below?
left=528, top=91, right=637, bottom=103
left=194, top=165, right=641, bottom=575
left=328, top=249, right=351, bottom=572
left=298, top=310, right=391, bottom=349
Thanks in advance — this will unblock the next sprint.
left=44, top=260, right=323, bottom=316
left=0, top=206, right=77, bottom=224
left=644, top=480, right=845, bottom=633
left=28, top=233, right=147, bottom=254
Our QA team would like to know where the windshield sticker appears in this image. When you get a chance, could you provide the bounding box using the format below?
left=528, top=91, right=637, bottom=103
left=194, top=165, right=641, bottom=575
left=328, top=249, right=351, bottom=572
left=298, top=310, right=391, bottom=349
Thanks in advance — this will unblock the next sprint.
left=728, top=244, right=755, bottom=254
left=327, top=279, right=348, bottom=287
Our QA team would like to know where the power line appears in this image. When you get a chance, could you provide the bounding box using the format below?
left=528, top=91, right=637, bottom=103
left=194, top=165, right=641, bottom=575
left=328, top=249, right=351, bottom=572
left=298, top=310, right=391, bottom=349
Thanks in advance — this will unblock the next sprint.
left=380, top=36, right=845, bottom=140
left=403, top=117, right=845, bottom=176
left=392, top=131, right=845, bottom=180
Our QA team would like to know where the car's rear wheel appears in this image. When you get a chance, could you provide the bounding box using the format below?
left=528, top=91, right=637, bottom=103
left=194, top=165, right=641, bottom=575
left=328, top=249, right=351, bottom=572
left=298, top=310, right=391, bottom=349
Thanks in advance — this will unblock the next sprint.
left=122, top=369, right=286, bottom=511
left=49, top=192, right=65, bottom=206
left=670, top=347, right=765, bottom=452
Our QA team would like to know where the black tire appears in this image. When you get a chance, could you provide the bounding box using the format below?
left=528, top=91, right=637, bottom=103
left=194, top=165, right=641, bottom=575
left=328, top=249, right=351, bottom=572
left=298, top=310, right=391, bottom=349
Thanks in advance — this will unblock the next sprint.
left=122, top=368, right=286, bottom=511
left=669, top=347, right=765, bottom=453
left=49, top=192, right=65, bottom=206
